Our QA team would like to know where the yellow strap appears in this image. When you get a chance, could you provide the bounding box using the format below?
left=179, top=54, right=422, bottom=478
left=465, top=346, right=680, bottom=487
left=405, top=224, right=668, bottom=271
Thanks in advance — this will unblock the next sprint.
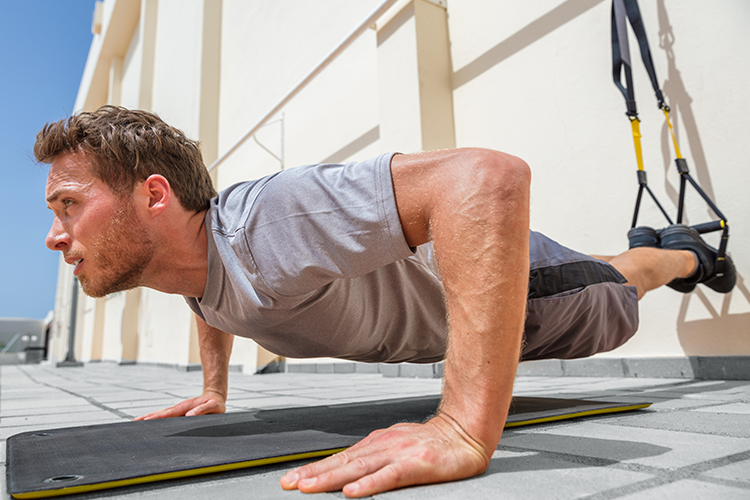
left=663, top=108, right=683, bottom=159
left=631, top=118, right=645, bottom=171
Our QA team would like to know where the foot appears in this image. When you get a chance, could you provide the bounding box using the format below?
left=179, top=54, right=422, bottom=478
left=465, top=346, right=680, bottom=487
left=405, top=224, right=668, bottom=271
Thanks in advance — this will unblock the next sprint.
left=659, top=224, right=736, bottom=294
left=628, top=226, right=660, bottom=249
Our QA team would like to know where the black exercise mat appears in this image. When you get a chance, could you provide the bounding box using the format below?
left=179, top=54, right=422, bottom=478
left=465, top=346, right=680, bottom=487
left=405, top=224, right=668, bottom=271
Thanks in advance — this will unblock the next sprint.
left=7, top=396, right=650, bottom=498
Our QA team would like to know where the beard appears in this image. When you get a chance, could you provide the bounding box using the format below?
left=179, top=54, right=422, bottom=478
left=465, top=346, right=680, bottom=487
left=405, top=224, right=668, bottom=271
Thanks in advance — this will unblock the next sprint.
left=78, top=197, right=156, bottom=298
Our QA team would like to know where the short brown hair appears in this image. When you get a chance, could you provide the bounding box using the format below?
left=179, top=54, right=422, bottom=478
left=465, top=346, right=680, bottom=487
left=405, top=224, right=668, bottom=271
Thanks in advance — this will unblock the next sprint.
left=34, top=105, right=217, bottom=212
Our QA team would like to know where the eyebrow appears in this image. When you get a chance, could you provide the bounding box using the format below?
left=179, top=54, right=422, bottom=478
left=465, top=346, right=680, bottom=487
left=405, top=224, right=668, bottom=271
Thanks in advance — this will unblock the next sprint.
left=46, top=189, right=68, bottom=205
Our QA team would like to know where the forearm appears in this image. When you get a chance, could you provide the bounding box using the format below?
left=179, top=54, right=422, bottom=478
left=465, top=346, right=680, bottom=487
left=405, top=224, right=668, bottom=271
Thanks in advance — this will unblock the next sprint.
left=393, top=148, right=531, bottom=455
left=436, top=203, right=528, bottom=453
left=196, top=314, right=234, bottom=400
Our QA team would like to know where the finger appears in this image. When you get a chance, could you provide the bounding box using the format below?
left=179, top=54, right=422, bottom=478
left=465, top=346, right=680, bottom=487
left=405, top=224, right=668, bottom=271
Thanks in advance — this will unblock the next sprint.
left=280, top=426, right=408, bottom=489
left=343, top=458, right=430, bottom=498
left=136, top=399, right=197, bottom=421
left=134, top=407, right=178, bottom=421
left=282, top=449, right=394, bottom=494
left=280, top=451, right=347, bottom=490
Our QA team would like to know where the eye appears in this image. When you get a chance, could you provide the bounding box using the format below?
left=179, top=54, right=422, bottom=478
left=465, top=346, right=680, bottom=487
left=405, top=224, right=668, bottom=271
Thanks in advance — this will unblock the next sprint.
left=62, top=199, right=74, bottom=208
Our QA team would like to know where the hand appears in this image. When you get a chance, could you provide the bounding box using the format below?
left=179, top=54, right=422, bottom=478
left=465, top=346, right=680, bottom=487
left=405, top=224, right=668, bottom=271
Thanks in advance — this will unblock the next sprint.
left=279, top=414, right=491, bottom=498
left=134, top=390, right=226, bottom=421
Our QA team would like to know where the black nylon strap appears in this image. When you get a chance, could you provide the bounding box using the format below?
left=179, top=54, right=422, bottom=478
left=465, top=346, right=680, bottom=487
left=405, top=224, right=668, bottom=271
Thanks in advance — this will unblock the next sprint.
left=611, top=0, right=636, bottom=117
left=611, top=0, right=665, bottom=115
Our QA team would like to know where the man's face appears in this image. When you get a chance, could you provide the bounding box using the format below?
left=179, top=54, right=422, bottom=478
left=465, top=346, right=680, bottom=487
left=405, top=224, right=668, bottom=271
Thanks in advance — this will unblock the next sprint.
left=45, top=152, right=156, bottom=298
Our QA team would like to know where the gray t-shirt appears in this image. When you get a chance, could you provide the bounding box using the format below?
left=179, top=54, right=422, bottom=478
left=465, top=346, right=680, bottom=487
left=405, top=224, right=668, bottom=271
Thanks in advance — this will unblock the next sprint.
left=184, top=153, right=449, bottom=363
left=185, top=153, right=639, bottom=364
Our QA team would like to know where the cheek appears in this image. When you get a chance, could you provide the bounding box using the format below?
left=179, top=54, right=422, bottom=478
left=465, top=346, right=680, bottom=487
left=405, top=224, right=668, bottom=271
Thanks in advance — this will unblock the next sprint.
left=70, top=215, right=104, bottom=250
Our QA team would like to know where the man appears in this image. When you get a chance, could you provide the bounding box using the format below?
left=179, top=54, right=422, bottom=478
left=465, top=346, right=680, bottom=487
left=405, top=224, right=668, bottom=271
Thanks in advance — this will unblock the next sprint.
left=38, top=106, right=733, bottom=497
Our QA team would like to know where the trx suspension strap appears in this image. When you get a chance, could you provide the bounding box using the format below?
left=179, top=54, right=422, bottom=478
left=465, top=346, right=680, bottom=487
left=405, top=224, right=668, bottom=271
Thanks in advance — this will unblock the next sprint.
left=611, top=0, right=730, bottom=273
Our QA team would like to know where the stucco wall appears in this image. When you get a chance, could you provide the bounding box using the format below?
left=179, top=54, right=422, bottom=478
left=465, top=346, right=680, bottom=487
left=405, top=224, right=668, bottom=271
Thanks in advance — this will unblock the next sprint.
left=59, top=0, right=749, bottom=372
left=448, top=0, right=750, bottom=357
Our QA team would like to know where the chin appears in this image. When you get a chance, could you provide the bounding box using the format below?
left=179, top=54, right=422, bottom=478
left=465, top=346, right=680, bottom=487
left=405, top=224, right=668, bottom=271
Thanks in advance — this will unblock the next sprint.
left=79, top=275, right=140, bottom=298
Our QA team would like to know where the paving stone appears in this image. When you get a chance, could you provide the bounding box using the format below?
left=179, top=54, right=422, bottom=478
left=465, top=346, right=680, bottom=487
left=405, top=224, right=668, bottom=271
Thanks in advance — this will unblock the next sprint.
left=1, top=398, right=91, bottom=410
left=2, top=410, right=125, bottom=428
left=225, top=390, right=280, bottom=399
left=693, top=356, right=750, bottom=381
left=229, top=396, right=323, bottom=409
left=0, top=387, right=62, bottom=397
left=257, top=388, right=377, bottom=399
left=703, top=457, right=750, bottom=484
left=0, top=405, right=103, bottom=418
left=562, top=358, right=627, bottom=377
left=0, top=416, right=124, bottom=439
left=506, top=422, right=750, bottom=469
left=398, top=363, right=437, bottom=378
left=616, top=479, right=750, bottom=499
left=692, top=402, right=750, bottom=415
left=639, top=397, right=728, bottom=411
left=517, top=359, right=565, bottom=377
left=378, top=449, right=653, bottom=499
left=625, top=356, right=697, bottom=379
left=609, top=409, right=750, bottom=438
left=683, top=391, right=750, bottom=401
left=353, top=363, right=379, bottom=374
left=582, top=394, right=707, bottom=411
left=89, top=391, right=177, bottom=403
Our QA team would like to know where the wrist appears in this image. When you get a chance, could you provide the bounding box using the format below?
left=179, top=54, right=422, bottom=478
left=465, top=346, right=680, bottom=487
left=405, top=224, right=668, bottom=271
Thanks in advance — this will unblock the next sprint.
left=439, top=364, right=516, bottom=453
left=430, top=412, right=493, bottom=469
left=436, top=398, right=504, bottom=457
left=202, top=388, right=227, bottom=402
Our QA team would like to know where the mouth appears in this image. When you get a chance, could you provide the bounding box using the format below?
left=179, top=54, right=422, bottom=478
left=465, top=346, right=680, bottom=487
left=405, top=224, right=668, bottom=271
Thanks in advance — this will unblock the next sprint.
left=65, top=257, right=84, bottom=275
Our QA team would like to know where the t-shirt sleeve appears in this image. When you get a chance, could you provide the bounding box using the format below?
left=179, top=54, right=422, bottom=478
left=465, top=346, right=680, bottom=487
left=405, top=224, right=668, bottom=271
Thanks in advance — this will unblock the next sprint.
left=242, top=152, right=414, bottom=297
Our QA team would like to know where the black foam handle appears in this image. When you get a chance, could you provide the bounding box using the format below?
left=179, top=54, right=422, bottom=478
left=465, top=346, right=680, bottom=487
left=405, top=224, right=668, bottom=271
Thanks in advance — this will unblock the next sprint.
left=691, top=220, right=724, bottom=234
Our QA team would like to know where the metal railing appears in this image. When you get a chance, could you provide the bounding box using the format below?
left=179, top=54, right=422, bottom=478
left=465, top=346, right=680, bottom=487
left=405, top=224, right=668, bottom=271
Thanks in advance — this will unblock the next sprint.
left=208, top=0, right=399, bottom=172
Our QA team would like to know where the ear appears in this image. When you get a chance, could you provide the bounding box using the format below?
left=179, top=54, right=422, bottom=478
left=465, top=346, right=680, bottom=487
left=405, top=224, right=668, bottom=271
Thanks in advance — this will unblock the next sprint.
left=139, top=175, right=171, bottom=217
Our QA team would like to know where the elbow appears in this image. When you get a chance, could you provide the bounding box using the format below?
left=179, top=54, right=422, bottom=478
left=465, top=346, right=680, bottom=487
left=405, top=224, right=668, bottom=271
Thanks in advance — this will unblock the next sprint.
left=463, top=148, right=532, bottom=201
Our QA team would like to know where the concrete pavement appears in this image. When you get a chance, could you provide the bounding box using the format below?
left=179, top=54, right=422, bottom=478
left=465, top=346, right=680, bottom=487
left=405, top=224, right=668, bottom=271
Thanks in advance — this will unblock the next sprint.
left=2, top=363, right=749, bottom=499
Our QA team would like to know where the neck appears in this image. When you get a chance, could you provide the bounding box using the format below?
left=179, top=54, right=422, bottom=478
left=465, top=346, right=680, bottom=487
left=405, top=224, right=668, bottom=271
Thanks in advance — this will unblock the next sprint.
left=141, top=210, right=209, bottom=298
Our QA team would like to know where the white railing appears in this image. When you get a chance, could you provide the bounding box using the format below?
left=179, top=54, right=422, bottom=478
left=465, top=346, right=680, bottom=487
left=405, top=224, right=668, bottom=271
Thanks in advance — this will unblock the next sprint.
left=208, top=0, right=399, bottom=172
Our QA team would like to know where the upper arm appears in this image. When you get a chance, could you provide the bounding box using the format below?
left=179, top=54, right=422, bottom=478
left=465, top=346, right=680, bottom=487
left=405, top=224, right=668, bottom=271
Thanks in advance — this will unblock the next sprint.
left=389, top=148, right=531, bottom=248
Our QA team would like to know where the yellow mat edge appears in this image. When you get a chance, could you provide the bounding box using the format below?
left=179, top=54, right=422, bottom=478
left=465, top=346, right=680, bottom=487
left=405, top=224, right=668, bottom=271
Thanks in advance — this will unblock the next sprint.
left=504, top=402, right=652, bottom=428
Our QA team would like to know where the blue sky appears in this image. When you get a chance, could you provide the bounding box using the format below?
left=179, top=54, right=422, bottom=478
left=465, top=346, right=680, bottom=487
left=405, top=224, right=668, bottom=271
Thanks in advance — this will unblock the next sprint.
left=0, top=2, right=95, bottom=319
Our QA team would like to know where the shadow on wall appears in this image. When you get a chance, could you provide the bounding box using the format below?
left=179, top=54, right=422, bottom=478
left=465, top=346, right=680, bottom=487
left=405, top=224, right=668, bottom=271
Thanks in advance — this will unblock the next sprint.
left=677, top=278, right=750, bottom=356
left=451, top=0, right=606, bottom=90
left=655, top=0, right=750, bottom=354
left=657, top=0, right=717, bottom=216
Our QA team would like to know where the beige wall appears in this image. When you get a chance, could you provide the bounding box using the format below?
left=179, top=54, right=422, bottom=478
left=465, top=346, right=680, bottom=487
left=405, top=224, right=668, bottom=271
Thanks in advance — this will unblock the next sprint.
left=54, top=0, right=749, bottom=372
left=447, top=0, right=750, bottom=357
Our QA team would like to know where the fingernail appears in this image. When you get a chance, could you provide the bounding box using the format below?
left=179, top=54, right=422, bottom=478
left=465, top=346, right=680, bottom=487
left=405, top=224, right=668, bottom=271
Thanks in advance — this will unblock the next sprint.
left=299, top=477, right=317, bottom=487
left=282, top=472, right=298, bottom=485
left=347, top=482, right=360, bottom=494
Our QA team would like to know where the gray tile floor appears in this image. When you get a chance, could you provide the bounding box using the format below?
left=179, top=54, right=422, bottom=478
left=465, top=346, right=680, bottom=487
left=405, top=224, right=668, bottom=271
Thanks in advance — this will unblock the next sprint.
left=2, top=364, right=749, bottom=499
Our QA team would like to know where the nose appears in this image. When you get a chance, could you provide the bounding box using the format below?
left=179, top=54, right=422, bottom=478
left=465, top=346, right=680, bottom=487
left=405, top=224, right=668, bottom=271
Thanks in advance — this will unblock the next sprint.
left=46, top=217, right=70, bottom=251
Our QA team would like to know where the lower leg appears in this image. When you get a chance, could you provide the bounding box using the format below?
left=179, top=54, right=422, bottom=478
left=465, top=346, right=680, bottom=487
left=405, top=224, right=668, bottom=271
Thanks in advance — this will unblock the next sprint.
left=596, top=247, right=696, bottom=300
